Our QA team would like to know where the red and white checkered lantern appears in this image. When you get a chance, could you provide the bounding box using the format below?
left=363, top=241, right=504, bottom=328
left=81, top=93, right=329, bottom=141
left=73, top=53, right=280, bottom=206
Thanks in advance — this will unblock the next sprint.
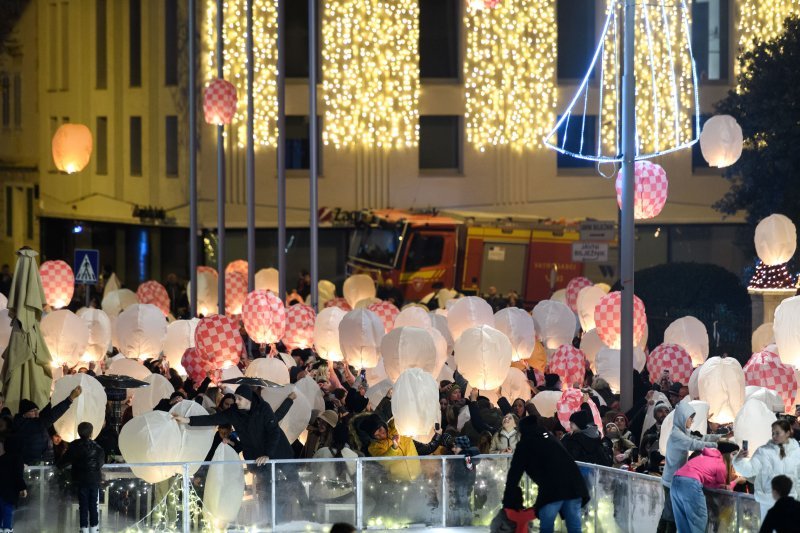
left=283, top=304, right=316, bottom=350
left=565, top=277, right=593, bottom=312
left=594, top=291, right=647, bottom=349
left=615, top=161, right=669, bottom=220
left=745, top=358, right=798, bottom=412
left=368, top=300, right=400, bottom=333
left=195, top=315, right=243, bottom=370
left=136, top=281, right=170, bottom=317
left=226, top=260, right=248, bottom=278
left=242, top=290, right=286, bottom=345
left=203, top=78, right=237, bottom=125
left=197, top=266, right=218, bottom=279
left=181, top=347, right=213, bottom=384
left=556, top=387, right=603, bottom=433
left=324, top=297, right=353, bottom=312
left=40, top=260, right=75, bottom=309
left=647, top=343, right=694, bottom=385
left=744, top=348, right=782, bottom=374
left=549, top=345, right=587, bottom=388
left=225, top=271, right=248, bottom=316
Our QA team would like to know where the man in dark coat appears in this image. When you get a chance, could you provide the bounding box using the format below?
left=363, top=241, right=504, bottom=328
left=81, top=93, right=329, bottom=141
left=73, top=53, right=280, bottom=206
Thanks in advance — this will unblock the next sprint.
left=9, top=386, right=81, bottom=464
left=57, top=421, right=105, bottom=533
left=502, top=415, right=590, bottom=533
left=760, top=474, right=800, bottom=533
left=561, top=404, right=612, bottom=466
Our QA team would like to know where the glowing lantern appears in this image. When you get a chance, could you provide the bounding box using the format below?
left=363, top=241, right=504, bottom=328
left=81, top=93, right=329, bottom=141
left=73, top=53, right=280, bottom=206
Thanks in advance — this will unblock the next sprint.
left=454, top=325, right=513, bottom=390
left=698, top=356, right=746, bottom=424
left=116, top=304, right=167, bottom=359
left=283, top=304, right=316, bottom=350
left=51, top=123, right=92, bottom=174
left=76, top=308, right=112, bottom=362
left=318, top=280, right=336, bottom=307
left=494, top=307, right=535, bottom=362
left=549, top=345, right=587, bottom=388
left=355, top=297, right=381, bottom=309
left=203, top=78, right=238, bottom=125
left=429, top=313, right=454, bottom=356
left=579, top=329, right=603, bottom=372
left=392, top=368, right=440, bottom=439
left=39, top=260, right=75, bottom=309
left=531, top=390, right=561, bottom=417
left=532, top=300, right=576, bottom=350
left=225, top=271, right=248, bottom=315
left=42, top=310, right=90, bottom=366
left=755, top=214, right=797, bottom=266
left=255, top=268, right=280, bottom=293
left=394, top=306, right=432, bottom=329
left=368, top=300, right=400, bottom=333
left=550, top=289, right=568, bottom=306
left=119, top=411, right=182, bottom=483
left=744, top=358, right=797, bottom=412
left=577, top=285, right=606, bottom=332
left=663, top=316, right=709, bottom=367
left=734, top=398, right=776, bottom=452
left=699, top=115, right=743, bottom=168
left=447, top=296, right=495, bottom=342
left=195, top=315, right=242, bottom=369
left=106, top=357, right=151, bottom=381
left=688, top=366, right=701, bottom=399
left=381, top=326, right=438, bottom=382
left=314, top=307, right=347, bottom=361
left=469, top=0, right=502, bottom=10
left=181, top=347, right=212, bottom=384
left=565, top=277, right=593, bottom=312
left=773, top=296, right=800, bottom=366
left=615, top=161, right=669, bottom=220
left=593, top=292, right=647, bottom=350
left=556, top=388, right=603, bottom=433
left=203, top=444, right=245, bottom=522
left=131, top=373, right=175, bottom=416
left=745, top=386, right=784, bottom=413
left=343, top=274, right=377, bottom=309
left=646, top=343, right=694, bottom=385
left=136, top=281, right=170, bottom=317
left=245, top=357, right=290, bottom=385
left=427, top=327, right=450, bottom=379
left=52, top=374, right=106, bottom=441
left=659, top=403, right=710, bottom=455
left=242, top=290, right=286, bottom=345
left=500, top=367, right=532, bottom=402
left=190, top=269, right=219, bottom=316
left=163, top=318, right=200, bottom=375
left=324, top=298, right=352, bottom=312
left=263, top=385, right=312, bottom=443
left=595, top=347, right=647, bottom=393
left=102, top=288, right=139, bottom=317
left=752, top=323, right=775, bottom=353
left=295, top=375, right=326, bottom=415
left=744, top=348, right=782, bottom=372
left=338, top=309, right=384, bottom=370
left=169, top=400, right=216, bottom=475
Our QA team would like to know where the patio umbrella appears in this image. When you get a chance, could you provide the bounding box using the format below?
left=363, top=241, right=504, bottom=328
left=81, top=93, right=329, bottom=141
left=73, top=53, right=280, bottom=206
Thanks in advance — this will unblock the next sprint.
left=0, top=248, right=54, bottom=414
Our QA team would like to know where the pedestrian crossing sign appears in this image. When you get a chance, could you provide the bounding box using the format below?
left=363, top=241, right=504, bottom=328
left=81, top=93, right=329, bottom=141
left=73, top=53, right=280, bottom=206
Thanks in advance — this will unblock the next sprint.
left=74, top=249, right=100, bottom=285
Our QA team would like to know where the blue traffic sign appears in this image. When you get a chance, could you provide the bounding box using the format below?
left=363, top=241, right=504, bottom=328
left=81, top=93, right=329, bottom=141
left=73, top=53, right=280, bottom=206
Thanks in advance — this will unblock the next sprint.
left=74, top=249, right=100, bottom=285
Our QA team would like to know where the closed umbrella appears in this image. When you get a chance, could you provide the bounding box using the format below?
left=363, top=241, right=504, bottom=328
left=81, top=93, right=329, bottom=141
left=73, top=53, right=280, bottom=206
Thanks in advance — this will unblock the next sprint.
left=0, top=248, right=54, bottom=414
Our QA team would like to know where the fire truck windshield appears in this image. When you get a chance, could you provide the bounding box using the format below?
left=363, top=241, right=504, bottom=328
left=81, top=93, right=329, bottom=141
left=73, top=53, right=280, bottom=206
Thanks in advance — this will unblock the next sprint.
left=348, top=226, right=401, bottom=268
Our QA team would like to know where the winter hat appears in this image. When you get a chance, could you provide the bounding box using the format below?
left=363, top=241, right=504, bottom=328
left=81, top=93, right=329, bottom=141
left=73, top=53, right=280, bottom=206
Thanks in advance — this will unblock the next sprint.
left=361, top=414, right=385, bottom=438
left=454, top=435, right=472, bottom=450
left=717, top=441, right=740, bottom=454
left=569, top=409, right=592, bottom=430
left=234, top=386, right=256, bottom=403
left=668, top=382, right=684, bottom=397
left=345, top=390, right=369, bottom=413
left=317, top=410, right=339, bottom=429
left=544, top=373, right=561, bottom=390
left=18, top=399, right=38, bottom=414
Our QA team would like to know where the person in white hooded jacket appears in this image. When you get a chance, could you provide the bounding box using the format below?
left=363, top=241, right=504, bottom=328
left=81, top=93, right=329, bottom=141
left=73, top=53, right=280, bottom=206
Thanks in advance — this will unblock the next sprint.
left=733, top=418, right=800, bottom=521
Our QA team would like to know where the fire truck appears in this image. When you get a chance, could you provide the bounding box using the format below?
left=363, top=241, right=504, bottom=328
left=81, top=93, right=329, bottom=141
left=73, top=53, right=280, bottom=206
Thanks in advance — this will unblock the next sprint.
left=341, top=209, right=618, bottom=306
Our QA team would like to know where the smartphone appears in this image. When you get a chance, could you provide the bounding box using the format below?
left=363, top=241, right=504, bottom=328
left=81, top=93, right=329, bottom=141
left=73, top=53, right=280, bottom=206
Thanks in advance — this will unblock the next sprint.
left=742, top=440, right=749, bottom=452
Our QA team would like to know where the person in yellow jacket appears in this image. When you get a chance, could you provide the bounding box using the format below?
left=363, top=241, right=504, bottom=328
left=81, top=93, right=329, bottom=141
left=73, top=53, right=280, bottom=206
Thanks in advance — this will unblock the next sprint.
left=362, top=415, right=442, bottom=483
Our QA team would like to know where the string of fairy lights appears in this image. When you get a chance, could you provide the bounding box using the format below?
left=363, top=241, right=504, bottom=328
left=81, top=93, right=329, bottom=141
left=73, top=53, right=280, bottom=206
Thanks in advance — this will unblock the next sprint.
left=737, top=0, right=800, bottom=88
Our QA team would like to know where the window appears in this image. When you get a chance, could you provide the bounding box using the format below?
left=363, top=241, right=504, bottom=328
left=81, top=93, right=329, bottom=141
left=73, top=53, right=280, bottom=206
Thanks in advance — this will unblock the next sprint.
left=692, top=0, right=729, bottom=82
left=405, top=234, right=445, bottom=271
left=164, top=0, right=178, bottom=86
left=5, top=187, right=11, bottom=238
left=1, top=75, right=8, bottom=128
left=13, top=74, right=21, bottom=128
left=130, top=0, right=142, bottom=87
left=285, top=115, right=322, bottom=174
left=165, top=115, right=179, bottom=176
left=26, top=188, right=34, bottom=241
left=419, top=116, right=461, bottom=170
left=692, top=114, right=711, bottom=170
left=96, top=0, right=107, bottom=89
left=130, top=116, right=142, bottom=176
left=420, top=0, right=459, bottom=79
left=556, top=114, right=597, bottom=169
left=285, top=0, right=320, bottom=78
left=557, top=0, right=596, bottom=80
left=96, top=116, right=108, bottom=175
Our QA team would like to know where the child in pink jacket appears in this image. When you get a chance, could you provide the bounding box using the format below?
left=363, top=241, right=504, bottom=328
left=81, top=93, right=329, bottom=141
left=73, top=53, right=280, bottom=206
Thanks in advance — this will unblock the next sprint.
left=670, top=447, right=734, bottom=533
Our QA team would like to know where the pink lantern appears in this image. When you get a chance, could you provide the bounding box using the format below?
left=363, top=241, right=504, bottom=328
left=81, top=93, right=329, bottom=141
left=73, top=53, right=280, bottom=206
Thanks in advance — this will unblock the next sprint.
left=181, top=347, right=213, bottom=384
left=367, top=300, right=400, bottom=333
left=744, top=349, right=782, bottom=374
left=40, top=260, right=75, bottom=309
left=615, top=161, right=669, bottom=220
left=745, top=359, right=797, bottom=412
left=549, top=345, right=587, bottom=388
left=225, top=271, right=248, bottom=316
left=136, top=281, right=170, bottom=317
left=226, top=260, right=248, bottom=278
left=565, top=277, right=593, bottom=312
left=242, top=290, right=286, bottom=345
left=283, top=304, right=316, bottom=350
left=594, top=291, right=647, bottom=349
left=324, top=297, right=353, bottom=312
left=556, top=388, right=603, bottom=433
left=198, top=266, right=218, bottom=279
left=195, top=315, right=243, bottom=370
left=470, top=0, right=501, bottom=10
left=203, top=79, right=238, bottom=125
left=647, top=343, right=694, bottom=385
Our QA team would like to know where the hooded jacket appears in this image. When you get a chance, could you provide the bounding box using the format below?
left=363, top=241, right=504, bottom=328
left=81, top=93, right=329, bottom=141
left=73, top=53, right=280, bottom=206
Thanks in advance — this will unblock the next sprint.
left=734, top=438, right=800, bottom=519
left=662, top=402, right=720, bottom=487
left=674, top=447, right=727, bottom=489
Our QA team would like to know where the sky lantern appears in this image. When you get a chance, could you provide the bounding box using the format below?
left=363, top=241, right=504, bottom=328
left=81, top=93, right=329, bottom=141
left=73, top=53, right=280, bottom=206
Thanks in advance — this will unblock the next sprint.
left=203, top=78, right=238, bottom=125
left=343, top=274, right=377, bottom=309
left=447, top=296, right=495, bottom=342
left=454, top=324, right=512, bottom=390
left=116, top=304, right=167, bottom=359
left=39, top=260, right=75, bottom=310
left=314, top=307, right=347, bottom=362
left=338, top=308, right=384, bottom=370
left=699, top=115, right=743, bottom=168
left=241, top=290, right=286, bottom=345
left=381, top=326, right=438, bottom=382
left=593, top=291, right=647, bottom=349
left=283, top=304, right=316, bottom=350
left=663, top=316, right=709, bottom=367
left=615, top=161, right=669, bottom=220
left=52, top=123, right=92, bottom=174
left=392, top=368, right=440, bottom=440
left=41, top=310, right=90, bottom=366
left=494, top=307, right=536, bottom=362
left=698, top=356, right=746, bottom=424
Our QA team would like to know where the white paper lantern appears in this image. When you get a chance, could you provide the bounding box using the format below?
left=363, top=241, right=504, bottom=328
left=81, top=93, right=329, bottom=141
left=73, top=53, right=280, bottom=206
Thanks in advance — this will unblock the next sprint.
left=318, top=280, right=336, bottom=308
left=494, top=307, right=536, bottom=362
left=392, top=368, right=440, bottom=439
left=658, top=410, right=676, bottom=456
left=579, top=329, right=603, bottom=372
left=191, top=270, right=219, bottom=316
left=52, top=123, right=93, bottom=173
left=0, top=309, right=11, bottom=355
left=169, top=401, right=215, bottom=476
left=698, top=356, right=746, bottom=424
left=688, top=366, right=702, bottom=400
left=101, top=288, right=139, bottom=317
left=755, top=214, right=797, bottom=266
left=314, top=307, right=347, bottom=362
left=664, top=316, right=709, bottom=366
left=429, top=313, right=454, bottom=355
left=131, top=373, right=175, bottom=417
left=394, top=306, right=432, bottom=329
left=295, top=375, right=326, bottom=416
left=163, top=319, right=200, bottom=375
left=76, top=308, right=112, bottom=362
left=119, top=410, right=183, bottom=483
left=255, top=268, right=280, bottom=294
left=51, top=374, right=106, bottom=442
left=338, top=309, right=384, bottom=370
left=531, top=390, right=561, bottom=417
left=381, top=326, right=438, bottom=382
left=364, top=379, right=393, bottom=409
left=774, top=296, right=800, bottom=366
left=501, top=367, right=532, bottom=402
left=427, top=327, right=450, bottom=379
left=447, top=296, right=495, bottom=343
left=550, top=289, right=568, bottom=306
left=595, top=347, right=647, bottom=393
left=734, top=398, right=776, bottom=452
left=203, top=444, right=245, bottom=523
left=116, top=304, right=167, bottom=359
left=699, top=115, right=744, bottom=168
left=106, top=357, right=151, bottom=381
left=745, top=386, right=784, bottom=413
left=262, top=385, right=312, bottom=443
left=343, top=274, right=377, bottom=309
left=577, top=286, right=606, bottom=332
left=752, top=323, right=776, bottom=353
left=245, top=357, right=290, bottom=385
left=454, top=325, right=513, bottom=390
left=365, top=357, right=389, bottom=386
left=689, top=400, right=710, bottom=435
left=42, top=310, right=91, bottom=366
left=532, top=300, right=577, bottom=350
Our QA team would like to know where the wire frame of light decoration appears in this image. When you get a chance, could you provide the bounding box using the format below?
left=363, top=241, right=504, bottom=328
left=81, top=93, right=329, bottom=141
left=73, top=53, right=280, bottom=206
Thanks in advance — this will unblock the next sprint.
left=748, top=261, right=798, bottom=292
left=204, top=0, right=278, bottom=147
left=464, top=0, right=556, bottom=152
left=544, top=0, right=700, bottom=164
left=737, top=0, right=800, bottom=86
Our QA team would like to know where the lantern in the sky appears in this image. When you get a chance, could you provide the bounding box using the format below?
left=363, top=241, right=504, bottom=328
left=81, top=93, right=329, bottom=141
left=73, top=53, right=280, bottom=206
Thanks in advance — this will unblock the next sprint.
left=745, top=386, right=784, bottom=413
left=116, top=304, right=167, bottom=359
left=314, top=307, right=347, bottom=361
left=381, top=326, right=438, bottom=382
left=368, top=300, right=400, bottom=333
left=343, top=274, right=377, bottom=309
left=454, top=325, right=512, bottom=390
left=698, top=356, right=746, bottom=424
left=752, top=323, right=775, bottom=353
left=744, top=356, right=797, bottom=412
left=429, top=313, right=454, bottom=356
left=225, top=271, right=248, bottom=316
left=39, top=260, right=75, bottom=309
left=699, top=115, right=744, bottom=168
left=324, top=297, right=353, bottom=312
left=593, top=292, right=647, bottom=350
left=101, top=288, right=139, bottom=317
left=163, top=318, right=199, bottom=375
left=338, top=308, right=384, bottom=370
left=565, top=277, right=593, bottom=312
left=595, top=347, right=647, bottom=393
left=577, top=285, right=606, bottom=332
left=615, top=161, right=669, bottom=220
left=579, top=328, right=603, bottom=372
left=556, top=388, right=603, bottom=433
left=119, top=411, right=183, bottom=483
left=204, top=78, right=238, bottom=125
left=245, top=357, right=290, bottom=385
left=494, top=307, right=536, bottom=362
left=52, top=123, right=93, bottom=174
left=189, top=269, right=219, bottom=316
left=392, top=368, right=440, bottom=440
left=195, top=314, right=242, bottom=370
left=255, top=268, right=280, bottom=294
left=394, top=306, right=432, bottom=329
left=773, top=296, right=800, bottom=367
left=531, top=390, right=562, bottom=417
left=42, top=310, right=90, bottom=366
left=75, top=308, right=112, bottom=362
left=136, top=281, right=170, bottom=317
left=51, top=374, right=106, bottom=441
left=549, top=345, right=587, bottom=388
left=647, top=343, right=694, bottom=385
left=663, top=316, right=709, bottom=367
left=107, top=357, right=151, bottom=380
left=734, top=398, right=776, bottom=453
left=131, top=373, right=175, bottom=417
left=283, top=304, right=316, bottom=350
left=181, top=347, right=212, bottom=384
left=532, top=300, right=576, bottom=350
left=242, top=290, right=286, bottom=345
left=755, top=214, right=797, bottom=266
left=501, top=367, right=532, bottom=402
left=447, top=296, right=495, bottom=342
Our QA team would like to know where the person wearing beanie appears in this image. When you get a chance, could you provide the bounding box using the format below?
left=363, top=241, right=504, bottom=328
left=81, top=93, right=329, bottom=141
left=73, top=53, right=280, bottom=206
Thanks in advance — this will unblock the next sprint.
left=8, top=386, right=82, bottom=465
left=154, top=391, right=186, bottom=412
left=57, top=422, right=105, bottom=533
left=561, top=403, right=612, bottom=466
left=543, top=374, right=562, bottom=392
